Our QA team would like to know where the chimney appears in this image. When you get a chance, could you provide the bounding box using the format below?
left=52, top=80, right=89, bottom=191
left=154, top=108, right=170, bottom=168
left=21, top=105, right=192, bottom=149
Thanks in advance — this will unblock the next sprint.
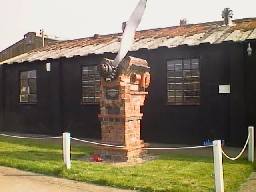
left=24, top=32, right=36, bottom=39
left=93, top=34, right=99, bottom=38
left=24, top=32, right=36, bottom=45
left=180, top=18, right=187, bottom=26
left=222, top=8, right=233, bottom=26
left=122, top=22, right=127, bottom=32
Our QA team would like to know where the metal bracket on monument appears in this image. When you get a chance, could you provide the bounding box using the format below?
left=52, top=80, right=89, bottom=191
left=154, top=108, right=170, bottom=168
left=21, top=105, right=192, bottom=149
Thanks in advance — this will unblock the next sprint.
left=98, top=56, right=150, bottom=83
left=98, top=58, right=118, bottom=81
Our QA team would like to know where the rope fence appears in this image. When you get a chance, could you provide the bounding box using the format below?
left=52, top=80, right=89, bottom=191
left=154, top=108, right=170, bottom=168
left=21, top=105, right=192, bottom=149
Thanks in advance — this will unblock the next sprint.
left=71, top=137, right=124, bottom=148
left=221, top=133, right=250, bottom=161
left=0, top=133, right=62, bottom=140
left=144, top=145, right=213, bottom=150
left=0, top=126, right=254, bottom=192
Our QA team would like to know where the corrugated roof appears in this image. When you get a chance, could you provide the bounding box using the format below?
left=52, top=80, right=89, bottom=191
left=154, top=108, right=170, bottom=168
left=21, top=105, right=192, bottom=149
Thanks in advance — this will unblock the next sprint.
left=2, top=17, right=256, bottom=65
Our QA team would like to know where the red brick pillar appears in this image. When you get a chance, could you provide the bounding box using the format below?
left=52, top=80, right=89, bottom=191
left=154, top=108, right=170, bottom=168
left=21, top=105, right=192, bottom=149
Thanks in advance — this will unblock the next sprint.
left=98, top=56, right=150, bottom=162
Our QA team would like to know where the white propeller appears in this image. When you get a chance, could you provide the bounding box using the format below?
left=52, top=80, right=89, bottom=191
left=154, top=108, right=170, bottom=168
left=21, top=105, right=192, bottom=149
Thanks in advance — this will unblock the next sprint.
left=112, top=0, right=147, bottom=67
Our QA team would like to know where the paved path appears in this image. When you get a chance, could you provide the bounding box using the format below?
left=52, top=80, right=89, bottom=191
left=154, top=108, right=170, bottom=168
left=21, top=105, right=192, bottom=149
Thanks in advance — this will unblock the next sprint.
left=239, top=172, right=256, bottom=192
left=0, top=166, right=134, bottom=192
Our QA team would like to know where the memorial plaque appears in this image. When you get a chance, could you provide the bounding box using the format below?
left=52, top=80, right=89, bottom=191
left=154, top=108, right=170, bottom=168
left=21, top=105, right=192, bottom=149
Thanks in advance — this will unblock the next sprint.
left=106, top=106, right=120, bottom=115
left=106, top=87, right=119, bottom=100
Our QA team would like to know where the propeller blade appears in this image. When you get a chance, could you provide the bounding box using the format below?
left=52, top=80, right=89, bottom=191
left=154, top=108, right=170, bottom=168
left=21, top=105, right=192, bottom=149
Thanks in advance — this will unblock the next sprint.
left=112, top=0, right=147, bottom=67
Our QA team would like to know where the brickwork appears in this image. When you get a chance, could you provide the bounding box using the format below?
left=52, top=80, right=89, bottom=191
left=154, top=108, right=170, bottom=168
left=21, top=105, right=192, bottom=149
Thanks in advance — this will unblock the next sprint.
left=97, top=56, right=150, bottom=162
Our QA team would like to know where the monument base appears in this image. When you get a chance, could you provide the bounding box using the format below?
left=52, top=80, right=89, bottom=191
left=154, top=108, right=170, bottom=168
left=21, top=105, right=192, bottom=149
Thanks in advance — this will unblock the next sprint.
left=95, top=143, right=146, bottom=162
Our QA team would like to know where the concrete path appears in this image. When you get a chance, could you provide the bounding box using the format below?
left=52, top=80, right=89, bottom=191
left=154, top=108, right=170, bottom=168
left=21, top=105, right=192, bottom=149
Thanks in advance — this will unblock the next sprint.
left=239, top=172, right=256, bottom=192
left=0, top=166, right=135, bottom=192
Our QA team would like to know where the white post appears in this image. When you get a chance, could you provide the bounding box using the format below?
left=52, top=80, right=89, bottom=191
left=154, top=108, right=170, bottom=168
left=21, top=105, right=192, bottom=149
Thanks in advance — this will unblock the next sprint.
left=63, top=132, right=71, bottom=169
left=248, top=126, right=254, bottom=163
left=213, top=140, right=224, bottom=192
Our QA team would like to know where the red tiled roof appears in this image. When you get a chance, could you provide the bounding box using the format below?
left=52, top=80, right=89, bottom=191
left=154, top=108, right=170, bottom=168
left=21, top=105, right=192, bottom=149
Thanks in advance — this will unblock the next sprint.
left=2, top=17, right=256, bottom=65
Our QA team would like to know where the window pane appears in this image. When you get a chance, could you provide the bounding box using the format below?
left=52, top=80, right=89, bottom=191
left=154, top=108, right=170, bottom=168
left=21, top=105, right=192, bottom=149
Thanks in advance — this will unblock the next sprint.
left=175, top=63, right=182, bottom=71
left=20, top=80, right=29, bottom=94
left=168, top=97, right=175, bottom=103
left=20, top=94, right=29, bottom=103
left=167, top=58, right=200, bottom=105
left=183, top=70, right=191, bottom=78
left=19, top=70, right=37, bottom=103
left=168, top=77, right=178, bottom=83
left=168, top=83, right=175, bottom=90
left=184, top=59, right=190, bottom=70
left=191, top=70, right=200, bottom=77
left=28, top=70, right=36, bottom=78
left=167, top=60, right=178, bottom=70
left=174, top=71, right=183, bottom=78
left=20, top=72, right=28, bottom=79
left=175, top=97, right=183, bottom=103
left=29, top=94, right=37, bottom=103
left=81, top=66, right=100, bottom=103
left=192, top=59, right=199, bottom=69
left=174, top=83, right=183, bottom=90
left=28, top=79, right=37, bottom=94
left=167, top=71, right=176, bottom=77
left=168, top=91, right=175, bottom=97
left=175, top=90, right=183, bottom=97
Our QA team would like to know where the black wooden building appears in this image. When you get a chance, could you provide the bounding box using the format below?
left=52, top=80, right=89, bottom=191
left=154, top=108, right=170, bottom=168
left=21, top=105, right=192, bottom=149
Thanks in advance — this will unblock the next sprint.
left=1, top=17, right=256, bottom=146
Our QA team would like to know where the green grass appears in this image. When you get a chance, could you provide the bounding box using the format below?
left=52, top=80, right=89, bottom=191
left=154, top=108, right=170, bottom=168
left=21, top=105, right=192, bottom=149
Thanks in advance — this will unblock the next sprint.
left=0, top=136, right=253, bottom=192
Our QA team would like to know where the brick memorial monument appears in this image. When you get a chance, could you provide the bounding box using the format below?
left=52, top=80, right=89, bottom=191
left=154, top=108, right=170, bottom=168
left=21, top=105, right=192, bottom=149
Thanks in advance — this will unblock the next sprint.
left=97, top=56, right=150, bottom=162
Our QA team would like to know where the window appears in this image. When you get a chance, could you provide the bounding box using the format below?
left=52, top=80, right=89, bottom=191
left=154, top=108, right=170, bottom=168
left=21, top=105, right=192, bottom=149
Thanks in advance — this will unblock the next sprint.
left=20, top=70, right=37, bottom=103
left=167, top=58, right=200, bottom=105
left=82, top=66, right=100, bottom=103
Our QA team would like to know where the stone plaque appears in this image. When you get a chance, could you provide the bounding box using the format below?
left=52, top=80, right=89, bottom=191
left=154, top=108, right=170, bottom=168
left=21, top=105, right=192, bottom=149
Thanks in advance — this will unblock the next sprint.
left=106, top=106, right=120, bottom=115
left=106, top=87, right=119, bottom=100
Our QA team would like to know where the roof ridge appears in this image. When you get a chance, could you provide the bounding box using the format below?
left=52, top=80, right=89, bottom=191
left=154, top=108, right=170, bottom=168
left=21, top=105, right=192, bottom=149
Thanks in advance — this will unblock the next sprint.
left=1, top=17, right=256, bottom=65
left=30, top=17, right=256, bottom=47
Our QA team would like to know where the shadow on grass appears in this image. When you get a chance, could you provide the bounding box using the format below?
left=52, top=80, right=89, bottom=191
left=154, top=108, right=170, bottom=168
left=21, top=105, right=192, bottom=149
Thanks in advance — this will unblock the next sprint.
left=0, top=150, right=62, bottom=161
left=0, top=150, right=90, bottom=162
left=158, top=153, right=251, bottom=166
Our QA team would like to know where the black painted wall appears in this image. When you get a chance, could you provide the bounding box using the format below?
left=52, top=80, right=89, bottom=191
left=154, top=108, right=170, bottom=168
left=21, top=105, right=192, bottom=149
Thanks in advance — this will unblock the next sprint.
left=1, top=60, right=62, bottom=135
left=245, top=42, right=256, bottom=137
left=0, top=65, right=4, bottom=130
left=0, top=41, right=255, bottom=146
left=138, top=44, right=232, bottom=145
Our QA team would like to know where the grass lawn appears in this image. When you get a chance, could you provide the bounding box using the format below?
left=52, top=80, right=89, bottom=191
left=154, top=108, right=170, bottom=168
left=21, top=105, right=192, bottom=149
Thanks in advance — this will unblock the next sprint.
left=0, top=136, right=254, bottom=192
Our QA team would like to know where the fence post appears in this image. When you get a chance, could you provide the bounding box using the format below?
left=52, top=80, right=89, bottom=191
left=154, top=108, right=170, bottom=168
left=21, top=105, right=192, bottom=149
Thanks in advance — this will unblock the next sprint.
left=248, top=126, right=254, bottom=163
left=63, top=132, right=71, bottom=169
left=213, top=140, right=224, bottom=192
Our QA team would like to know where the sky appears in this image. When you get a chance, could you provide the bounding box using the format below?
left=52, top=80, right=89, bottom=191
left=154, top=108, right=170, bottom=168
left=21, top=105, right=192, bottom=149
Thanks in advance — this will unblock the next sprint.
left=0, top=0, right=256, bottom=51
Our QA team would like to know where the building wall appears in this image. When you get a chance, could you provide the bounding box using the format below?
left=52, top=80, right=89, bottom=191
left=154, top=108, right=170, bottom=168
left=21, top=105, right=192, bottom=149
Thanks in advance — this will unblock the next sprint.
left=1, top=61, right=62, bottom=135
left=245, top=41, right=256, bottom=137
left=136, top=44, right=232, bottom=145
left=0, top=41, right=255, bottom=146
left=0, top=65, right=4, bottom=130
left=60, top=55, right=104, bottom=138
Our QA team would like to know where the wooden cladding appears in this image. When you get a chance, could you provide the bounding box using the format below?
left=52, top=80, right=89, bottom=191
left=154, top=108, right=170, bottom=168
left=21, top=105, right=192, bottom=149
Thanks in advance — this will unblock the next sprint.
left=167, top=58, right=200, bottom=105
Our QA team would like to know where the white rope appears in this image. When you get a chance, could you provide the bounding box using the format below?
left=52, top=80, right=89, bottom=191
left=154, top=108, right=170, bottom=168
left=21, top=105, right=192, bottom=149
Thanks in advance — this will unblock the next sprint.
left=221, top=133, right=250, bottom=161
left=144, top=145, right=213, bottom=150
left=71, top=137, right=214, bottom=150
left=0, top=133, right=62, bottom=140
left=71, top=137, right=125, bottom=148
left=0, top=133, right=215, bottom=151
